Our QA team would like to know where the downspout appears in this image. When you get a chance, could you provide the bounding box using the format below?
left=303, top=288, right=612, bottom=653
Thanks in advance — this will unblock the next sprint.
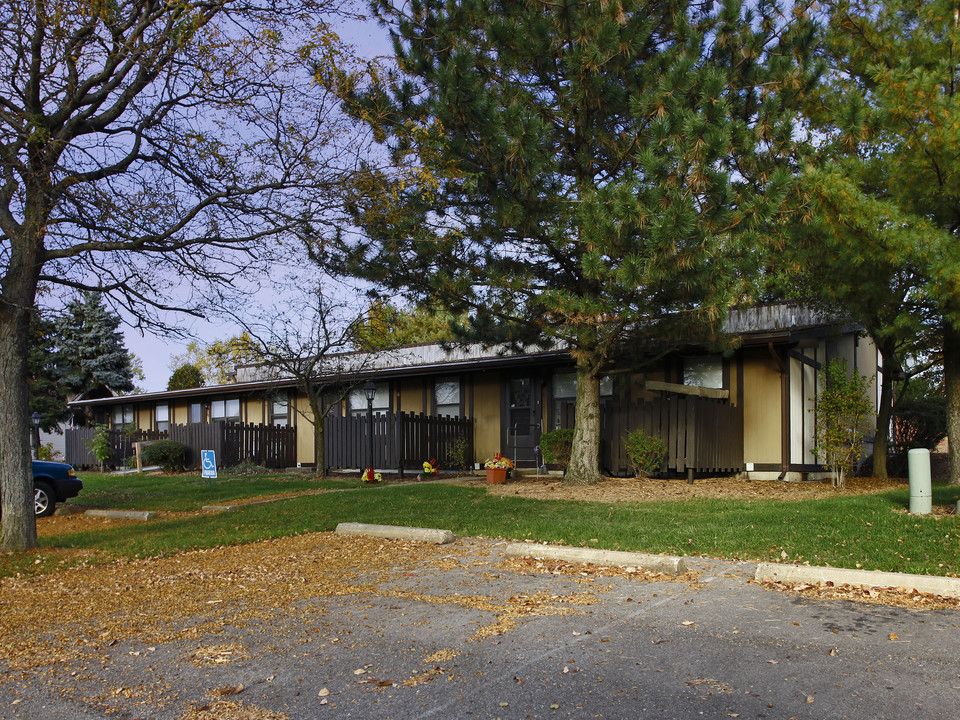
left=768, top=342, right=789, bottom=480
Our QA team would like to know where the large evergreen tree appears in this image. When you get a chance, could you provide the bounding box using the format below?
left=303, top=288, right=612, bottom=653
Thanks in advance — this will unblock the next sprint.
left=55, top=293, right=136, bottom=399
left=341, top=0, right=817, bottom=483
left=795, top=0, right=960, bottom=482
left=27, top=312, right=69, bottom=432
left=781, top=169, right=938, bottom=478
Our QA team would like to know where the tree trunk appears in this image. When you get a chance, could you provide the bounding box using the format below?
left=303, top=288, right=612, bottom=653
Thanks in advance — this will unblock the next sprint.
left=309, top=394, right=327, bottom=479
left=873, top=341, right=897, bottom=479
left=945, top=322, right=960, bottom=485
left=0, top=305, right=38, bottom=551
left=565, top=363, right=603, bottom=485
left=314, top=420, right=327, bottom=479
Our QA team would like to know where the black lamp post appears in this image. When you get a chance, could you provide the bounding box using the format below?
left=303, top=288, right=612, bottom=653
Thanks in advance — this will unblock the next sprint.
left=31, top=412, right=41, bottom=460
left=363, top=380, right=377, bottom=474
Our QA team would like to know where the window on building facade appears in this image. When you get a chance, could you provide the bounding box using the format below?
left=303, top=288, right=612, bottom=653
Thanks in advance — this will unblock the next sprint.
left=348, top=384, right=390, bottom=416
left=271, top=392, right=290, bottom=426
left=156, top=403, right=170, bottom=433
left=112, top=404, right=135, bottom=427
left=683, top=355, right=723, bottom=389
left=434, top=377, right=461, bottom=417
left=189, top=402, right=203, bottom=424
left=211, top=397, right=241, bottom=422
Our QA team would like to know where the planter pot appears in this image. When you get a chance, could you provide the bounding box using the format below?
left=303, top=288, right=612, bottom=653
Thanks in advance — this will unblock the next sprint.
left=486, top=468, right=508, bottom=484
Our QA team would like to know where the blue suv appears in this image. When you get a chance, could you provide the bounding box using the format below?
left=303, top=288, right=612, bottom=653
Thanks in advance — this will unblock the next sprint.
left=32, top=461, right=83, bottom=517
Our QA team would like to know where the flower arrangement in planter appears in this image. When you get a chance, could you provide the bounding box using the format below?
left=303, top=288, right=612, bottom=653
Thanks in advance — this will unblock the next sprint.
left=484, top=453, right=515, bottom=470
left=422, top=458, right=439, bottom=475
left=483, top=453, right=514, bottom=484
left=360, top=467, right=382, bottom=483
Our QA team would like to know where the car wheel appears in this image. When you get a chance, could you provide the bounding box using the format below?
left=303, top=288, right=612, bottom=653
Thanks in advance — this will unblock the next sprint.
left=34, top=482, right=56, bottom=517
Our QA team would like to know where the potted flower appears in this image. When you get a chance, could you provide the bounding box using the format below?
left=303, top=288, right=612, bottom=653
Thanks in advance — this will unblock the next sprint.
left=483, top=453, right=515, bottom=484
left=422, top=458, right=439, bottom=475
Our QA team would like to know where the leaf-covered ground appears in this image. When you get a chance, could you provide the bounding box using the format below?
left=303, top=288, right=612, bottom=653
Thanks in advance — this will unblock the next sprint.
left=457, top=473, right=912, bottom=503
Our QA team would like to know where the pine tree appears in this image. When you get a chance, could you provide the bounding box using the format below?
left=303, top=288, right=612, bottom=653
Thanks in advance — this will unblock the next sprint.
left=55, top=293, right=136, bottom=399
left=342, top=0, right=817, bottom=483
left=27, top=312, right=70, bottom=432
left=796, top=0, right=960, bottom=482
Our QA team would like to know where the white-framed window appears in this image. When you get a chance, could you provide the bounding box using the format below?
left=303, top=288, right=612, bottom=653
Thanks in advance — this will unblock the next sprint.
left=189, top=402, right=203, bottom=424
left=211, top=396, right=241, bottom=422
left=348, top=384, right=390, bottom=416
left=155, top=403, right=170, bottom=433
left=434, top=377, right=461, bottom=417
left=271, top=392, right=290, bottom=427
left=112, top=404, right=135, bottom=427
left=683, top=355, right=723, bottom=389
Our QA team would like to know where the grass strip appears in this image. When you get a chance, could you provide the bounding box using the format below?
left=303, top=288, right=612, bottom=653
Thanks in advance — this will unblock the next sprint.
left=72, top=472, right=358, bottom=512
left=34, top=482, right=960, bottom=578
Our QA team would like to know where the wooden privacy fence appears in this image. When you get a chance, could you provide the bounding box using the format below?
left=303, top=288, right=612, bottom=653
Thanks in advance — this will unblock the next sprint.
left=601, top=394, right=743, bottom=477
left=325, top=412, right=474, bottom=473
left=66, top=422, right=296, bottom=470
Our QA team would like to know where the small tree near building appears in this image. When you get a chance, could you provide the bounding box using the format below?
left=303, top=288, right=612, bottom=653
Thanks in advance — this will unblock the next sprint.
left=236, top=287, right=376, bottom=478
left=812, top=359, right=874, bottom=488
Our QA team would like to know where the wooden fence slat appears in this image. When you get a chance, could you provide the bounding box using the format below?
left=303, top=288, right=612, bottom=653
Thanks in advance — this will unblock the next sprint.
left=322, top=412, right=475, bottom=472
left=67, top=422, right=295, bottom=470
left=596, top=393, right=744, bottom=477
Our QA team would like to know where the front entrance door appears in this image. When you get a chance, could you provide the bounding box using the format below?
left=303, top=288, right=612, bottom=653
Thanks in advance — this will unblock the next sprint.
left=502, top=376, right=542, bottom=467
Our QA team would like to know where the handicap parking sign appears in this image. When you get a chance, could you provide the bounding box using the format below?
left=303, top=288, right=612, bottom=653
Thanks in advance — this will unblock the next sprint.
left=201, top=450, right=217, bottom=479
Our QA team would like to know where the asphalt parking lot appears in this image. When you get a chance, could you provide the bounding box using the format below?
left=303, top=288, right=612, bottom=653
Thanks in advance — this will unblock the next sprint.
left=2, top=531, right=959, bottom=720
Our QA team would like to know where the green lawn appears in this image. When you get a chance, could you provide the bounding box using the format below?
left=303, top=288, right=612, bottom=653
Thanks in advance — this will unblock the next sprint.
left=29, top=478, right=960, bottom=579
left=72, top=471, right=360, bottom=511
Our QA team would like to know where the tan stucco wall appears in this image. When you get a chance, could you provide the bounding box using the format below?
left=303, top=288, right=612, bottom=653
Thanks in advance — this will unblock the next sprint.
left=742, top=349, right=782, bottom=465
left=294, top=394, right=314, bottom=466
left=728, top=358, right=739, bottom=407
left=856, top=334, right=880, bottom=415
left=246, top=396, right=264, bottom=425
left=135, top=406, right=151, bottom=430
left=172, top=403, right=188, bottom=425
left=398, top=378, right=425, bottom=414
left=472, top=372, right=500, bottom=464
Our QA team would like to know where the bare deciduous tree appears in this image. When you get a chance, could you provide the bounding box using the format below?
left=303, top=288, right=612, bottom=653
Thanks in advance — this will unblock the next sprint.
left=235, top=286, right=376, bottom=477
left=0, top=0, right=367, bottom=549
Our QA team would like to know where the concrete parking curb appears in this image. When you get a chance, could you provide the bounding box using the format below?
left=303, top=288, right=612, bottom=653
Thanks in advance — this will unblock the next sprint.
left=84, top=509, right=159, bottom=522
left=202, top=498, right=287, bottom=512
left=335, top=522, right=456, bottom=545
left=54, top=505, right=84, bottom=516
left=505, top=542, right=687, bottom=575
left=755, top=562, right=960, bottom=599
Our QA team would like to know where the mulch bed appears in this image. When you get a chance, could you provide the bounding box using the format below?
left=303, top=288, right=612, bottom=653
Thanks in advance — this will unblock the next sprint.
left=452, top=473, right=913, bottom=504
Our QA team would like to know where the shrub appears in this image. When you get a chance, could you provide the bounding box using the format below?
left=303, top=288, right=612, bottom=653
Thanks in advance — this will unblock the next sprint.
left=37, top=442, right=63, bottom=462
left=539, top=429, right=574, bottom=467
left=623, top=429, right=666, bottom=478
left=140, top=440, right=186, bottom=472
left=812, top=358, right=873, bottom=488
left=448, top=435, right=471, bottom=470
left=86, top=424, right=113, bottom=472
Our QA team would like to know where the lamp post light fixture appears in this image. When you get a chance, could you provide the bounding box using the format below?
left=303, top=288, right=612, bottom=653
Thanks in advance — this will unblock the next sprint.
left=31, top=411, right=41, bottom=460
left=363, top=380, right=377, bottom=475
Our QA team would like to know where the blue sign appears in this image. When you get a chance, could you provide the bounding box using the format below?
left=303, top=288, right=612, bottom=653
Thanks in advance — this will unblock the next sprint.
left=201, top=450, right=217, bottom=479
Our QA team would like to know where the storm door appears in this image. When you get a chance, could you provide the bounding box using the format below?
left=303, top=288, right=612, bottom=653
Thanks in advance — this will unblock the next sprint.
left=502, top=376, right=542, bottom=467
